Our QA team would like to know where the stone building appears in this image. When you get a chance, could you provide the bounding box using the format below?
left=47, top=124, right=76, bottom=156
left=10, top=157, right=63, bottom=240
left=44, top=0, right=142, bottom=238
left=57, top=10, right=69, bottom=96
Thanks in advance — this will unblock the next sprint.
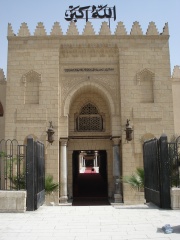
left=172, top=66, right=180, bottom=135
left=0, top=69, right=6, bottom=140
left=0, top=21, right=175, bottom=204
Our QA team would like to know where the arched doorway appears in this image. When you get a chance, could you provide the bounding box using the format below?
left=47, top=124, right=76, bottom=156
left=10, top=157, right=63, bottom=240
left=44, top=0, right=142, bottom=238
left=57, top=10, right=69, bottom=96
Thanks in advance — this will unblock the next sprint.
left=60, top=82, right=121, bottom=204
left=72, top=150, right=109, bottom=205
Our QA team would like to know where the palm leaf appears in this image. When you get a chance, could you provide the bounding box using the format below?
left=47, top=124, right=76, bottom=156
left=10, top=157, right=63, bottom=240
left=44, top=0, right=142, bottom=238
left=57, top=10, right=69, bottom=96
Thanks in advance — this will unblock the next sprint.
left=122, top=168, right=144, bottom=191
left=45, top=175, right=59, bottom=195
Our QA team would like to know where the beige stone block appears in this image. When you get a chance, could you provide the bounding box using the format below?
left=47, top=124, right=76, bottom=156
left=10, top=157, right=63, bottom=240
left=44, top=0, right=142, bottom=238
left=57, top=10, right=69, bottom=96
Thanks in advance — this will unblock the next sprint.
left=0, top=191, right=26, bottom=213
left=171, top=188, right=180, bottom=210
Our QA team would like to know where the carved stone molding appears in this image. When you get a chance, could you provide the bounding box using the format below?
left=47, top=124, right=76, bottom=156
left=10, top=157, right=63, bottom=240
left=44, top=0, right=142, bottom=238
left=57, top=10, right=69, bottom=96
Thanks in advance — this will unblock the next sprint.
left=61, top=75, right=118, bottom=104
left=59, top=138, right=68, bottom=146
left=60, top=43, right=118, bottom=58
left=0, top=69, right=6, bottom=83
left=22, top=70, right=41, bottom=84
left=136, top=68, right=155, bottom=85
left=111, top=136, right=121, bottom=146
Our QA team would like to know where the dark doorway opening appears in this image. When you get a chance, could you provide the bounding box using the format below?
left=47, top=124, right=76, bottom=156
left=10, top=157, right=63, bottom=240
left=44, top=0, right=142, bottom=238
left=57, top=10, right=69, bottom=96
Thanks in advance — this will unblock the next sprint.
left=72, top=150, right=109, bottom=206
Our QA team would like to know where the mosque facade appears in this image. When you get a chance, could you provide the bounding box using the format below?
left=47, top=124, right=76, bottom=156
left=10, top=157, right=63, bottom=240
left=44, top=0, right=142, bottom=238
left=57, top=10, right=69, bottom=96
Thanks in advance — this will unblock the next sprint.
left=0, top=21, right=175, bottom=204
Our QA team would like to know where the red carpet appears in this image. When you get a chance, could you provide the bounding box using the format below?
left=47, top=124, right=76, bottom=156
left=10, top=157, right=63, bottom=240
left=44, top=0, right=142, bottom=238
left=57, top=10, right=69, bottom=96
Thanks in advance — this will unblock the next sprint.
left=84, top=167, right=96, bottom=173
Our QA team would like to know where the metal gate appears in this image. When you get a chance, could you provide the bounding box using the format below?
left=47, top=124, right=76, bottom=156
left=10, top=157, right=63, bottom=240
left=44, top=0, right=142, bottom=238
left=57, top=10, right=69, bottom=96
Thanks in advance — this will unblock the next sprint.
left=143, top=134, right=171, bottom=209
left=0, top=139, right=26, bottom=190
left=26, top=136, right=45, bottom=211
left=0, top=137, right=45, bottom=211
left=168, top=136, right=180, bottom=188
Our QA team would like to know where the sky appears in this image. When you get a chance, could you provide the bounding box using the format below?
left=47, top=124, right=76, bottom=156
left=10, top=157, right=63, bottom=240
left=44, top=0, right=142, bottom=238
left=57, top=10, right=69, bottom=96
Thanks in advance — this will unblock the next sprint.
left=0, top=0, right=179, bottom=76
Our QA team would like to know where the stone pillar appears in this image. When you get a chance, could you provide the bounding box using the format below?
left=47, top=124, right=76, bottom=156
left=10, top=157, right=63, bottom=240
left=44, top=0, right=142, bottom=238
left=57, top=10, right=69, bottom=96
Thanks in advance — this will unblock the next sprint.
left=95, top=151, right=98, bottom=167
left=112, top=137, right=122, bottom=203
left=79, top=151, right=85, bottom=173
left=59, top=138, right=68, bottom=203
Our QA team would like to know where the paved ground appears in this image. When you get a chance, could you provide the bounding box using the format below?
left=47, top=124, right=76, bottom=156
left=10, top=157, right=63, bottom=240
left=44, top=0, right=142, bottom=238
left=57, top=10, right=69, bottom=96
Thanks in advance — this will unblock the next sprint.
left=0, top=203, right=180, bottom=240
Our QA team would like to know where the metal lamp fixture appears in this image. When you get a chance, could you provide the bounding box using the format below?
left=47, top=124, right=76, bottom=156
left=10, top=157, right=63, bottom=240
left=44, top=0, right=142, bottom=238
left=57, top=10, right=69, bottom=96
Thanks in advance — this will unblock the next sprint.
left=125, top=119, right=133, bottom=142
left=46, top=121, right=55, bottom=144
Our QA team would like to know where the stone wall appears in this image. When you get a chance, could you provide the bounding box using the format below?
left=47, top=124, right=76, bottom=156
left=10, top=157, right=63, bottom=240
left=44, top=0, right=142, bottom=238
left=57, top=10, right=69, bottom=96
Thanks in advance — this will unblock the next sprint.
left=4, top=21, right=175, bottom=204
left=172, top=66, right=180, bottom=135
left=0, top=191, right=26, bottom=213
left=0, top=69, right=6, bottom=140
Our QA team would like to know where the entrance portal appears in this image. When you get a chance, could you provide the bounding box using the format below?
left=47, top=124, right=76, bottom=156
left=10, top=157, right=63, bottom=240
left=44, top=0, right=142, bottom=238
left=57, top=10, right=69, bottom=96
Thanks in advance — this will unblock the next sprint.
left=72, top=150, right=109, bottom=205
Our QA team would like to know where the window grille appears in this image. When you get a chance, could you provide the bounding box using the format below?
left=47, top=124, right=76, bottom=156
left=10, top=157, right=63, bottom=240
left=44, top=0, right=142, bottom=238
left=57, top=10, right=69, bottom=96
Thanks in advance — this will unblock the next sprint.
left=80, top=103, right=98, bottom=114
left=76, top=103, right=103, bottom=132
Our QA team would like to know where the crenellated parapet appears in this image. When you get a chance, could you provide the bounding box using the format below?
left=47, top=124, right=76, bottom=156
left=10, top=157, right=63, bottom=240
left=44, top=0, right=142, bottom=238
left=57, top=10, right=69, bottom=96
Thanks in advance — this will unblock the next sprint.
left=172, top=66, right=180, bottom=80
left=0, top=69, right=6, bottom=84
left=7, top=21, right=169, bottom=37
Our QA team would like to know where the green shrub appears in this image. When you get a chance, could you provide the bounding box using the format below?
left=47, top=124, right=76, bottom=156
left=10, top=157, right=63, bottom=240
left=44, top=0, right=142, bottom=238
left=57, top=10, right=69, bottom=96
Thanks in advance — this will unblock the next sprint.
left=122, top=168, right=144, bottom=191
left=45, top=175, right=59, bottom=195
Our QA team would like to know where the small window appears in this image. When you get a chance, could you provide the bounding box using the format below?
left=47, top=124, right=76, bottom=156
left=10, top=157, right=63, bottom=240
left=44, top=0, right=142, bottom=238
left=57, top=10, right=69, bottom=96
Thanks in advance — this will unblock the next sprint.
left=76, top=103, right=103, bottom=132
left=23, top=70, right=41, bottom=104
left=137, top=69, right=154, bottom=103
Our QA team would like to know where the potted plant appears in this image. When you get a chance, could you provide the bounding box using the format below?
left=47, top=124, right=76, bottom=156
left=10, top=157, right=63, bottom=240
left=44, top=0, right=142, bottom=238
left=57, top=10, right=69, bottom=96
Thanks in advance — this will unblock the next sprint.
left=45, top=174, right=59, bottom=205
left=122, top=167, right=144, bottom=192
left=121, top=167, right=145, bottom=203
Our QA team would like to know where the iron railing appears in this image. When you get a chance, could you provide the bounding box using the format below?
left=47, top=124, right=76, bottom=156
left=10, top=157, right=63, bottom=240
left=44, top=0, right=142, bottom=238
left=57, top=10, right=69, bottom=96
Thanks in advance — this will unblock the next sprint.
left=0, top=139, right=26, bottom=190
left=168, top=139, right=180, bottom=188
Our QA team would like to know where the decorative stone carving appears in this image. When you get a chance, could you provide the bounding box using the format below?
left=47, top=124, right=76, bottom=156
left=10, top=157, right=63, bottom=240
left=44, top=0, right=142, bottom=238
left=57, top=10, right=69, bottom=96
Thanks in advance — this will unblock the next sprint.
left=82, top=21, right=95, bottom=35
left=76, top=103, right=103, bottom=132
left=66, top=22, right=79, bottom=35
left=50, top=22, right=63, bottom=35
left=8, top=21, right=169, bottom=37
left=137, top=68, right=155, bottom=84
left=64, top=68, right=114, bottom=73
left=60, top=46, right=118, bottom=58
left=130, top=21, right=143, bottom=35
left=8, top=23, right=15, bottom=37
left=95, top=76, right=118, bottom=98
left=136, top=68, right=155, bottom=103
left=22, top=70, right=41, bottom=105
left=115, top=22, right=127, bottom=35
left=162, top=22, right=169, bottom=35
left=0, top=69, right=6, bottom=83
left=172, top=65, right=180, bottom=79
left=99, top=22, right=111, bottom=35
left=34, top=22, right=47, bottom=36
left=18, top=22, right=31, bottom=36
left=61, top=75, right=118, bottom=110
left=146, top=22, right=159, bottom=35
left=61, top=76, right=85, bottom=101
left=22, top=70, right=41, bottom=84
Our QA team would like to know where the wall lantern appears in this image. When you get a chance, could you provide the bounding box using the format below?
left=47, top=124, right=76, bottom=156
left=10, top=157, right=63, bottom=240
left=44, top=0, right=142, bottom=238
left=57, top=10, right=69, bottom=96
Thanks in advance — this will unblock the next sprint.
left=46, top=121, right=55, bottom=144
left=125, top=119, right=133, bottom=142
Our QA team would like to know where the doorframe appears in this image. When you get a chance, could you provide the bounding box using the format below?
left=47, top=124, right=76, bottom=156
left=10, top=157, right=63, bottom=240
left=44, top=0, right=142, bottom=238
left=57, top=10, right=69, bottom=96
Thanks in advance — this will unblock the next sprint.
left=72, top=150, right=108, bottom=198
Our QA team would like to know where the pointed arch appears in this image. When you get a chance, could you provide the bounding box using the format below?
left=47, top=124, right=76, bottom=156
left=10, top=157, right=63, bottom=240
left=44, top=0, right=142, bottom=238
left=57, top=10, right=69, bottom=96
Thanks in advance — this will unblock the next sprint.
left=23, top=70, right=41, bottom=83
left=23, top=70, right=41, bottom=104
left=63, top=81, right=115, bottom=116
left=80, top=102, right=99, bottom=115
left=76, top=102, right=103, bottom=132
left=137, top=68, right=155, bottom=103
left=137, top=68, right=155, bottom=82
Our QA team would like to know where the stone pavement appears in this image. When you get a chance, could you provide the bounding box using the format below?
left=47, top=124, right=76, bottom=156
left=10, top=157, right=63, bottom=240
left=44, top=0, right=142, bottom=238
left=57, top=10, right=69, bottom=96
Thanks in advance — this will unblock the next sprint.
left=0, top=203, right=180, bottom=240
